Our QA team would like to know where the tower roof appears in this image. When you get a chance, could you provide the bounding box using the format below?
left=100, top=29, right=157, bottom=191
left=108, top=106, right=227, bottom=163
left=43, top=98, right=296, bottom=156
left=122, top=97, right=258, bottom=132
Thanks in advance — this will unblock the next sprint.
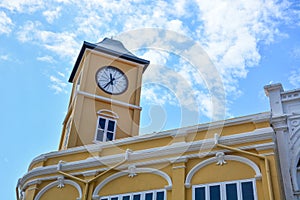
left=69, top=38, right=150, bottom=83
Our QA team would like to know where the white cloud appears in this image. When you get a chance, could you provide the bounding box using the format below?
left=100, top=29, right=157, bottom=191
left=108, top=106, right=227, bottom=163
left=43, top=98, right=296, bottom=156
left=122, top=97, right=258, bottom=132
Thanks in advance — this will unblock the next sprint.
left=140, top=47, right=221, bottom=119
left=142, top=84, right=177, bottom=106
left=193, top=0, right=289, bottom=96
left=57, top=71, right=65, bottom=78
left=0, top=54, right=9, bottom=61
left=43, top=7, right=61, bottom=23
left=0, top=11, right=13, bottom=35
left=7, top=0, right=294, bottom=117
left=37, top=55, right=55, bottom=63
left=290, top=47, right=300, bottom=59
left=49, top=75, right=67, bottom=94
left=289, top=69, right=300, bottom=88
left=0, top=0, right=44, bottom=12
left=17, top=21, right=80, bottom=59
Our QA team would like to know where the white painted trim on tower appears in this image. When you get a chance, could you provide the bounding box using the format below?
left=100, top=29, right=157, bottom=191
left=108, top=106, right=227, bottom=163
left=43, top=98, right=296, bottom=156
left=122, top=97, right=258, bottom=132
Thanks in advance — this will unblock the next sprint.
left=77, top=90, right=142, bottom=110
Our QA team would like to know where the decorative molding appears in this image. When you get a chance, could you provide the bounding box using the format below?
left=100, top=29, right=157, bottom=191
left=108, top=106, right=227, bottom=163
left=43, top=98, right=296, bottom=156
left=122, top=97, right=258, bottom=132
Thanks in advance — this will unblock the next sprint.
left=57, top=176, right=65, bottom=189
left=77, top=90, right=142, bottom=110
left=255, top=143, right=274, bottom=151
left=289, top=116, right=300, bottom=146
left=216, top=152, right=227, bottom=166
left=271, top=115, right=288, bottom=131
left=281, top=90, right=300, bottom=102
left=92, top=167, right=172, bottom=199
left=185, top=155, right=262, bottom=188
left=21, top=176, right=56, bottom=191
left=97, top=109, right=119, bottom=119
left=20, top=140, right=274, bottom=188
left=259, top=152, right=275, bottom=156
left=82, top=170, right=99, bottom=177
left=34, top=178, right=82, bottom=200
left=291, top=145, right=300, bottom=191
left=170, top=157, right=188, bottom=164
left=28, top=112, right=271, bottom=169
left=172, top=165, right=186, bottom=169
left=128, top=165, right=137, bottom=178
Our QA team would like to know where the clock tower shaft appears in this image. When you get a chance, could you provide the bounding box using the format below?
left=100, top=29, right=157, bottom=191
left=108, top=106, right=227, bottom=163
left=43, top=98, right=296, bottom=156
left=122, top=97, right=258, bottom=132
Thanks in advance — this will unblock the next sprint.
left=59, top=38, right=150, bottom=150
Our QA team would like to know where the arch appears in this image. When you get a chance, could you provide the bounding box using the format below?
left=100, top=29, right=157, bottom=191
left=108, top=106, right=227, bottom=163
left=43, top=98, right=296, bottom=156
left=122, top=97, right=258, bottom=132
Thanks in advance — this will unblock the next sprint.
left=291, top=134, right=300, bottom=191
left=97, top=109, right=119, bottom=119
left=92, top=168, right=172, bottom=199
left=34, top=178, right=82, bottom=200
left=185, top=155, right=262, bottom=188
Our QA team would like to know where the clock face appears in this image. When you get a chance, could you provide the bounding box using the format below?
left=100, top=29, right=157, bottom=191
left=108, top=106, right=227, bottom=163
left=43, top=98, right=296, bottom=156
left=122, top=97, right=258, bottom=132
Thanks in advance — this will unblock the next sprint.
left=96, top=66, right=128, bottom=95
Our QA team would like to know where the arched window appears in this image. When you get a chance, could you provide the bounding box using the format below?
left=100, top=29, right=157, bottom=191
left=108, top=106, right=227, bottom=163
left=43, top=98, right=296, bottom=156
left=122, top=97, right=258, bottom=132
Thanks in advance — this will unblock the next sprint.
left=95, top=110, right=119, bottom=142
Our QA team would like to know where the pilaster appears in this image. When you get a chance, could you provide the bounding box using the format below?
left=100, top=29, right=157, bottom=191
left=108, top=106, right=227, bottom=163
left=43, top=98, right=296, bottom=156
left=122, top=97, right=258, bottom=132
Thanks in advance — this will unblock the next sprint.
left=170, top=158, right=187, bottom=200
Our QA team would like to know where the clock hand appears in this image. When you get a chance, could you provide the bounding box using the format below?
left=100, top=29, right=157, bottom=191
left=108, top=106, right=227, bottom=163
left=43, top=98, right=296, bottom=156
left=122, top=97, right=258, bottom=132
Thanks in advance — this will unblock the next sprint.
left=103, top=73, right=115, bottom=89
left=109, top=73, right=115, bottom=85
left=103, top=81, right=111, bottom=89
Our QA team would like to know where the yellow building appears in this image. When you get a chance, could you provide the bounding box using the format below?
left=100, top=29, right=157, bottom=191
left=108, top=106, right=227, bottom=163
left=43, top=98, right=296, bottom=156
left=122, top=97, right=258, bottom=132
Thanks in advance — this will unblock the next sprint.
left=18, top=38, right=287, bottom=200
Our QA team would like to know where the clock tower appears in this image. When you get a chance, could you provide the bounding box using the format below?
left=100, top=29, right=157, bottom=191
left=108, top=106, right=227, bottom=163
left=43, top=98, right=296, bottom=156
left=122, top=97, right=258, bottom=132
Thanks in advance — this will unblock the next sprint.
left=59, top=38, right=150, bottom=150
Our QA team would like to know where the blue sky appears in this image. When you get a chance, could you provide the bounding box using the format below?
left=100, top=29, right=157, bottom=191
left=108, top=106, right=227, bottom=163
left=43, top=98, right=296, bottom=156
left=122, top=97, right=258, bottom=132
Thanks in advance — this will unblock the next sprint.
left=0, top=0, right=300, bottom=199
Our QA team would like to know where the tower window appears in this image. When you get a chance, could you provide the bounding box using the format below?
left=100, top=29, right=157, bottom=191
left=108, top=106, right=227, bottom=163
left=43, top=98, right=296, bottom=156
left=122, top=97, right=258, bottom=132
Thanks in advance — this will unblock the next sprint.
left=95, top=116, right=116, bottom=142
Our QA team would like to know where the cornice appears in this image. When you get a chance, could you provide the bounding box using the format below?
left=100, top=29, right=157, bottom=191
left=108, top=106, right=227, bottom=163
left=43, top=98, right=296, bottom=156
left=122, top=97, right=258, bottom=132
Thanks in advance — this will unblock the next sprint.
left=20, top=127, right=274, bottom=188
left=20, top=141, right=274, bottom=191
left=29, top=112, right=271, bottom=169
left=271, top=115, right=288, bottom=131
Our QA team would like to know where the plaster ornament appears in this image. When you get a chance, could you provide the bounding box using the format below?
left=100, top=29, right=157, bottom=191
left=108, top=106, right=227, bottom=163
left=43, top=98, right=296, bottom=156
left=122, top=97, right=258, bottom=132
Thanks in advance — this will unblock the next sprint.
left=57, top=176, right=65, bottom=188
left=216, top=152, right=227, bottom=166
left=128, top=165, right=137, bottom=178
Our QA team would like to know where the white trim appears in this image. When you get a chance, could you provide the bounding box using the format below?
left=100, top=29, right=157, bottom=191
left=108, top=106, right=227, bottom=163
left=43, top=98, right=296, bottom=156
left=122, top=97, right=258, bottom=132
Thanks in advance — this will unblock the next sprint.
left=20, top=142, right=273, bottom=188
left=77, top=90, right=141, bottom=110
left=92, top=167, right=172, bottom=198
left=192, top=178, right=257, bottom=200
left=97, top=109, right=119, bottom=119
left=185, top=155, right=262, bottom=188
left=28, top=125, right=273, bottom=170
left=291, top=147, right=300, bottom=191
left=28, top=112, right=271, bottom=167
left=21, top=175, right=59, bottom=191
left=34, top=178, right=82, bottom=200
left=94, top=116, right=117, bottom=142
left=93, top=189, right=166, bottom=200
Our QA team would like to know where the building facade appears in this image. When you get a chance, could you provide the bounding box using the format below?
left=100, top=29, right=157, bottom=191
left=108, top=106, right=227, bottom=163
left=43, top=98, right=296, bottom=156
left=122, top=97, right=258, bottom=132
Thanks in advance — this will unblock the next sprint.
left=17, top=38, right=299, bottom=200
left=265, top=84, right=300, bottom=199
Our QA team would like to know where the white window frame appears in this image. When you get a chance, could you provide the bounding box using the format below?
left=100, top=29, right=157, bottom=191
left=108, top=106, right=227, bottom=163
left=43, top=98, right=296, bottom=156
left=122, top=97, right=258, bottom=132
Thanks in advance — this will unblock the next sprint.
left=99, top=189, right=166, bottom=200
left=192, top=179, right=257, bottom=200
left=94, top=116, right=117, bottom=142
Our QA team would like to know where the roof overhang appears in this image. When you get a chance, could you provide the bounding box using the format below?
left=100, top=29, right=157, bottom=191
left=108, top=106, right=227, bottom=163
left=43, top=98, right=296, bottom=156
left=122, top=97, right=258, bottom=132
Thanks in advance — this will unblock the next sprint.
left=69, top=40, right=150, bottom=83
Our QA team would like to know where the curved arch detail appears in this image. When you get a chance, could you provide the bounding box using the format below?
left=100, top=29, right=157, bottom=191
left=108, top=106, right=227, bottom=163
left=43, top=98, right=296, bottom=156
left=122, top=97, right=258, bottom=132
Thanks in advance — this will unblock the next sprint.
left=291, top=137, right=300, bottom=191
left=92, top=168, right=172, bottom=199
left=34, top=178, right=82, bottom=200
left=185, top=155, right=262, bottom=188
left=97, top=109, right=119, bottom=119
